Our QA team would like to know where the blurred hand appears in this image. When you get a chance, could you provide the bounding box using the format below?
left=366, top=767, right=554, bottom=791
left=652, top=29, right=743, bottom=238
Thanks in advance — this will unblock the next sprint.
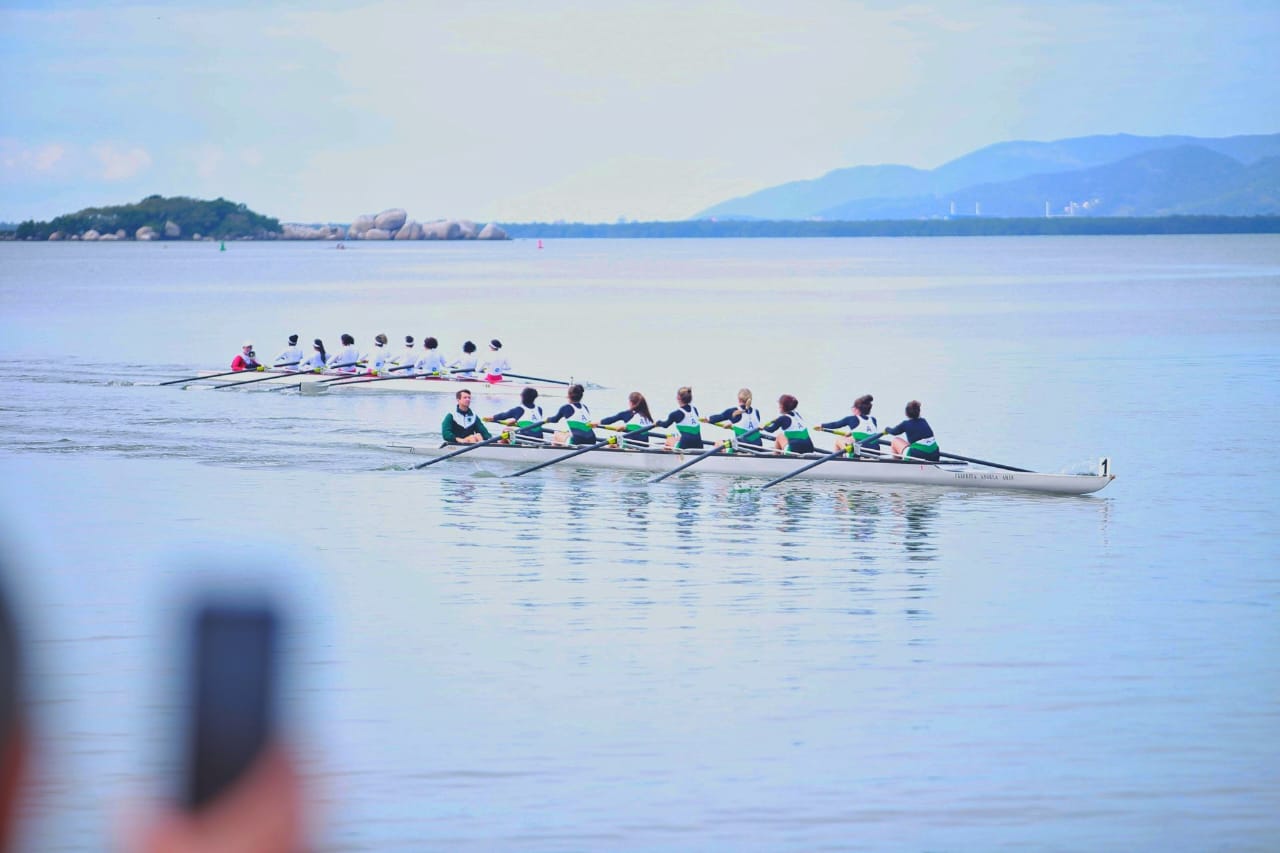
left=134, top=748, right=302, bottom=853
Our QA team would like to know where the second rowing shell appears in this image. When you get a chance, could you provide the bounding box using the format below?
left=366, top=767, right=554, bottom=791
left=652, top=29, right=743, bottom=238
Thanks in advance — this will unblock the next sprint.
left=390, top=442, right=1116, bottom=495
left=185, top=370, right=578, bottom=396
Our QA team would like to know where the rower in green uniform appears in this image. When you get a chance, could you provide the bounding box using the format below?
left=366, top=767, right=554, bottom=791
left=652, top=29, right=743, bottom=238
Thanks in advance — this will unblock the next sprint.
left=655, top=386, right=703, bottom=451
left=702, top=387, right=763, bottom=449
left=764, top=394, right=815, bottom=454
left=441, top=389, right=492, bottom=444
left=814, top=394, right=879, bottom=454
left=487, top=387, right=545, bottom=442
left=883, top=399, right=940, bottom=461
left=546, top=384, right=595, bottom=446
left=595, top=391, right=655, bottom=448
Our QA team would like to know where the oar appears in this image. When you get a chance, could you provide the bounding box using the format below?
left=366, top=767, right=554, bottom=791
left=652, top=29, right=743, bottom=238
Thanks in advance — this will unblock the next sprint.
left=760, top=432, right=882, bottom=490
left=648, top=425, right=766, bottom=484
left=413, top=421, right=545, bottom=470
left=501, top=372, right=573, bottom=386
left=158, top=367, right=253, bottom=386
left=320, top=363, right=417, bottom=388
left=507, top=423, right=662, bottom=478
left=209, top=362, right=303, bottom=389
left=938, top=450, right=1031, bottom=473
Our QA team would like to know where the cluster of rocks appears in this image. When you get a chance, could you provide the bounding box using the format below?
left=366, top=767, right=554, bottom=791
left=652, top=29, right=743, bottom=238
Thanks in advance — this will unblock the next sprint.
left=50, top=221, right=199, bottom=241
left=285, top=208, right=508, bottom=241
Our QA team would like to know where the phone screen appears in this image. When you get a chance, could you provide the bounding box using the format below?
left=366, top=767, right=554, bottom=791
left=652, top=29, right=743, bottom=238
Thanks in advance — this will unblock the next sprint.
left=184, top=603, right=278, bottom=809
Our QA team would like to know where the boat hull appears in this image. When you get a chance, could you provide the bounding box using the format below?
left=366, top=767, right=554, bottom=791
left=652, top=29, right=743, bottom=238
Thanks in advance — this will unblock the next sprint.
left=389, top=442, right=1115, bottom=495
left=186, top=370, right=569, bottom=396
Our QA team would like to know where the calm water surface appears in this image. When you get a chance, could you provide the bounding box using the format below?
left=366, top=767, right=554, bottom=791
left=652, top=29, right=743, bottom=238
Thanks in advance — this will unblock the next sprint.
left=1, top=237, right=1278, bottom=850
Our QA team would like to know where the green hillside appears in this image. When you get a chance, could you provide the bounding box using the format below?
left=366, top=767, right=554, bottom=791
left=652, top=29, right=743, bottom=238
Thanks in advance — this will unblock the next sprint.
left=13, top=195, right=281, bottom=241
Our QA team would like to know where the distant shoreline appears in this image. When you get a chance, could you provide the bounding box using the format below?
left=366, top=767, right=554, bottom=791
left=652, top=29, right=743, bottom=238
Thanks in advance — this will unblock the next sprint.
left=500, top=215, right=1280, bottom=239
left=5, top=215, right=1278, bottom=242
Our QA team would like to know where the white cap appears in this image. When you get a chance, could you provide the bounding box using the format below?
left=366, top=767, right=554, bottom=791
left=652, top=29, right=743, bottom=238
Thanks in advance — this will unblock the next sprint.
left=242, top=340, right=253, bottom=347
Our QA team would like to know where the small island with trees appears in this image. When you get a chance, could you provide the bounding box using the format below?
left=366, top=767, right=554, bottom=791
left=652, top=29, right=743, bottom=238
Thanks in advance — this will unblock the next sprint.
left=12, top=195, right=282, bottom=242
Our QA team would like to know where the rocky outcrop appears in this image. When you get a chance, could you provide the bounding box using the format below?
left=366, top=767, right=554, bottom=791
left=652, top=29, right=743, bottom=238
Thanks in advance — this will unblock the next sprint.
left=48, top=231, right=64, bottom=241
left=422, top=220, right=462, bottom=240
left=374, top=208, right=407, bottom=232
left=136, top=225, right=158, bottom=241
left=394, top=221, right=423, bottom=240
left=115, top=229, right=127, bottom=239
left=347, top=215, right=375, bottom=239
left=282, top=223, right=345, bottom=240
left=99, top=232, right=119, bottom=241
left=332, top=209, right=509, bottom=241
left=164, top=220, right=181, bottom=238
left=83, top=229, right=100, bottom=241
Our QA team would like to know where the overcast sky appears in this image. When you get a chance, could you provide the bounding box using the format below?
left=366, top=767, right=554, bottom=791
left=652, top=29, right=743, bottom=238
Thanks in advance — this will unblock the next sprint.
left=2, top=0, right=1277, bottom=224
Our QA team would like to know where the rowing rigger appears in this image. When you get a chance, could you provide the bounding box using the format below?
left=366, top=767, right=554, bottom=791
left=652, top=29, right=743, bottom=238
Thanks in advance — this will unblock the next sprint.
left=388, top=441, right=1115, bottom=495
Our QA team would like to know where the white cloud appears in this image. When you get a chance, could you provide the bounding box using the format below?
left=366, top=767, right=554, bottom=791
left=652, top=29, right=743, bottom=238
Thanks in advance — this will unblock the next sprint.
left=91, top=143, right=152, bottom=180
left=0, top=140, right=68, bottom=177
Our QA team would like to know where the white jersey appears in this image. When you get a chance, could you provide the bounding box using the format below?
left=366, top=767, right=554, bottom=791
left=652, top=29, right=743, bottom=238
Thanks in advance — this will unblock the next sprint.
left=452, top=354, right=479, bottom=376
left=483, top=354, right=511, bottom=378
left=328, top=345, right=361, bottom=373
left=416, top=351, right=448, bottom=375
left=364, top=344, right=389, bottom=373
left=390, top=346, right=418, bottom=370
left=273, top=345, right=304, bottom=367
left=297, top=350, right=326, bottom=371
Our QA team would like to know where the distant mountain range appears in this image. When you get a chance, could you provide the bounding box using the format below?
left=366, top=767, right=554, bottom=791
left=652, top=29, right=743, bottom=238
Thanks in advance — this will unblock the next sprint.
left=694, top=133, right=1280, bottom=220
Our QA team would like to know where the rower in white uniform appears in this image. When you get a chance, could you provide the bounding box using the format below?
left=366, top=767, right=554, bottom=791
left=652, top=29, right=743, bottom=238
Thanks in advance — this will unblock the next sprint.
left=451, top=341, right=479, bottom=378
left=415, top=336, right=449, bottom=376
left=389, top=336, right=417, bottom=373
left=481, top=339, right=510, bottom=383
left=273, top=334, right=304, bottom=369
left=327, top=334, right=360, bottom=373
left=363, top=333, right=390, bottom=375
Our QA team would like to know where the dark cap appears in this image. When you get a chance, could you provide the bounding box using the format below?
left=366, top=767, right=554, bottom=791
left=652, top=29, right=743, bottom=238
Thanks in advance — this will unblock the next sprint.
left=288, top=334, right=299, bottom=345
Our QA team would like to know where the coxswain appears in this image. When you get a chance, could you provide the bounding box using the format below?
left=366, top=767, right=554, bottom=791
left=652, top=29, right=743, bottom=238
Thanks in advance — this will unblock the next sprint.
left=545, top=384, right=594, bottom=446
left=487, top=386, right=544, bottom=442
left=451, top=341, right=479, bottom=377
left=814, top=394, right=879, bottom=453
left=702, top=387, right=763, bottom=448
left=297, top=338, right=327, bottom=372
left=389, top=335, right=417, bottom=372
left=655, top=386, right=703, bottom=451
left=883, top=400, right=940, bottom=461
left=363, top=333, right=390, bottom=375
left=766, top=394, right=815, bottom=454
left=482, top=339, right=510, bottom=383
left=596, top=391, right=655, bottom=448
left=327, top=334, right=360, bottom=373
left=415, top=336, right=448, bottom=376
left=272, top=334, right=304, bottom=369
left=231, top=341, right=261, bottom=371
left=441, top=389, right=492, bottom=444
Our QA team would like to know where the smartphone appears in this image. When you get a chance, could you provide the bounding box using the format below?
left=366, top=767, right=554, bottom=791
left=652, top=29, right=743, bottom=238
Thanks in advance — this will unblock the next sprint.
left=182, top=601, right=279, bottom=809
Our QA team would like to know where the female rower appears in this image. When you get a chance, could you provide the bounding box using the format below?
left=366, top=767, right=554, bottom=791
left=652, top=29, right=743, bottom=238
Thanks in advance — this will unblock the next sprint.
left=297, top=338, right=327, bottom=372
left=441, top=389, right=492, bottom=444
left=230, top=341, right=261, bottom=371
left=482, top=339, right=510, bottom=383
left=767, top=394, right=815, bottom=454
left=272, top=334, right=303, bottom=368
left=389, top=336, right=417, bottom=372
left=884, top=400, right=940, bottom=461
left=487, top=386, right=545, bottom=442
left=814, top=394, right=879, bottom=453
left=416, top=337, right=448, bottom=376
left=596, top=391, right=654, bottom=448
left=545, top=384, right=595, bottom=446
left=327, top=334, right=360, bottom=373
left=655, top=386, right=703, bottom=451
left=364, top=333, right=390, bottom=375
left=451, top=341, right=479, bottom=377
left=702, top=387, right=763, bottom=448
